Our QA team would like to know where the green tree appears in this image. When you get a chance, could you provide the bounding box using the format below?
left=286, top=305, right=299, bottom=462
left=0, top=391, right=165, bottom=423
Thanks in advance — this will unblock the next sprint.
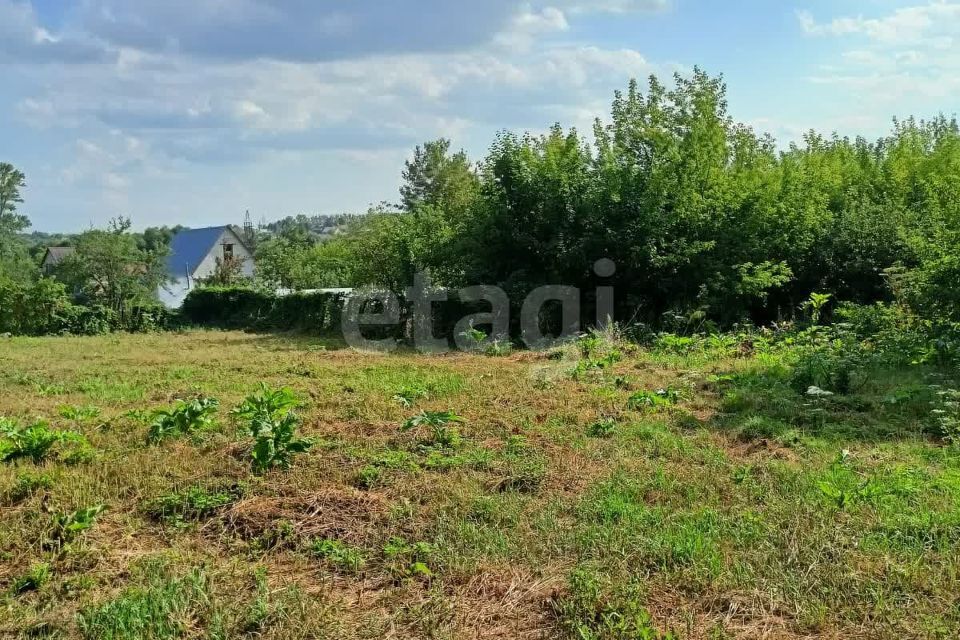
left=55, top=218, right=168, bottom=315
left=0, top=163, right=35, bottom=284
left=400, top=139, right=479, bottom=217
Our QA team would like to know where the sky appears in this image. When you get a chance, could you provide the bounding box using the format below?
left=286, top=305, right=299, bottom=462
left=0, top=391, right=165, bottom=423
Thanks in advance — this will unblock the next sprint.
left=2, top=0, right=958, bottom=232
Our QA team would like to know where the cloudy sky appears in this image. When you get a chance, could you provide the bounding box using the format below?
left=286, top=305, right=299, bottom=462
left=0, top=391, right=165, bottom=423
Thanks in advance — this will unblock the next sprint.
left=3, top=0, right=958, bottom=231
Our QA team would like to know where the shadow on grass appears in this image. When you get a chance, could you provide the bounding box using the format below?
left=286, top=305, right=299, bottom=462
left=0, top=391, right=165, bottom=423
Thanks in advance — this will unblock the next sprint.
left=704, top=361, right=947, bottom=444
left=185, top=329, right=351, bottom=352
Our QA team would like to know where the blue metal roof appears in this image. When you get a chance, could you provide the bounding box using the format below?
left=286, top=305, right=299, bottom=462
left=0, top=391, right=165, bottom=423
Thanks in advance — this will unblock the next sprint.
left=165, top=226, right=229, bottom=278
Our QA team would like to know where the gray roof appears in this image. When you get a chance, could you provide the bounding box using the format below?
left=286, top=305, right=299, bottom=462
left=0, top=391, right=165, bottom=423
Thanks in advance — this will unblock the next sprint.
left=42, top=246, right=75, bottom=267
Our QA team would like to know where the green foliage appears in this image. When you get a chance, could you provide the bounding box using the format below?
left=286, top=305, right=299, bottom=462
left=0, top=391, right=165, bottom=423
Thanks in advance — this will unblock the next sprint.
left=50, top=505, right=105, bottom=544
left=11, top=563, right=51, bottom=595
left=53, top=217, right=168, bottom=317
left=816, top=452, right=885, bottom=510
left=553, top=568, right=675, bottom=640
left=0, top=417, right=91, bottom=464
left=382, top=537, right=435, bottom=581
left=181, top=286, right=346, bottom=334
left=930, top=388, right=960, bottom=444
left=392, top=385, right=428, bottom=408
left=789, top=332, right=872, bottom=395
left=5, top=471, right=53, bottom=504
left=400, top=410, right=465, bottom=450
left=234, top=385, right=313, bottom=472
left=308, top=538, right=366, bottom=574
left=57, top=404, right=101, bottom=423
left=0, top=162, right=35, bottom=285
left=802, top=292, right=833, bottom=325
left=77, top=564, right=209, bottom=640
left=146, top=484, right=240, bottom=525
left=587, top=417, right=618, bottom=438
left=627, top=388, right=681, bottom=411
left=147, top=397, right=220, bottom=444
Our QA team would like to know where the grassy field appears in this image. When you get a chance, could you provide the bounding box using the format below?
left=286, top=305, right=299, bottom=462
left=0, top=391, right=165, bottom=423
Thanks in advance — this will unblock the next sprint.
left=1, top=330, right=959, bottom=639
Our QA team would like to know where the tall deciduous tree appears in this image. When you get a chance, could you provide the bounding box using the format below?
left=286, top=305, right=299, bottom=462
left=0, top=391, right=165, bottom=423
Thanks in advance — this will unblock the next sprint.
left=55, top=217, right=168, bottom=315
left=0, top=163, right=36, bottom=284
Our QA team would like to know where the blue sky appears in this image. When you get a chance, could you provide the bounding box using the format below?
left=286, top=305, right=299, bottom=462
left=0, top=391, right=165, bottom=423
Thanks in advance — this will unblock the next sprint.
left=2, top=0, right=958, bottom=232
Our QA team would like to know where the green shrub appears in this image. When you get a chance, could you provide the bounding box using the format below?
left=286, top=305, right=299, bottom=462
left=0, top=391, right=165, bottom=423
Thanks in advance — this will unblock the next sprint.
left=400, top=410, right=465, bottom=450
left=233, top=385, right=313, bottom=472
left=789, top=335, right=872, bottom=395
left=0, top=418, right=91, bottom=464
left=587, top=418, right=618, bottom=438
left=181, top=286, right=346, bottom=334
left=147, top=397, right=220, bottom=444
left=50, top=505, right=105, bottom=545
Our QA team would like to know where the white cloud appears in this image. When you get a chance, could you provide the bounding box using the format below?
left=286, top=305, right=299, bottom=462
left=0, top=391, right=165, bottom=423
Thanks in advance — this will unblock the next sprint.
left=798, top=2, right=960, bottom=46
left=798, top=2, right=960, bottom=113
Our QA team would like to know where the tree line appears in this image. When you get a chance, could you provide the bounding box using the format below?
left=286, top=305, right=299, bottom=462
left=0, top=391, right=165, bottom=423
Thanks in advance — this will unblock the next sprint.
left=257, top=69, right=960, bottom=328
left=3, top=68, right=960, bottom=333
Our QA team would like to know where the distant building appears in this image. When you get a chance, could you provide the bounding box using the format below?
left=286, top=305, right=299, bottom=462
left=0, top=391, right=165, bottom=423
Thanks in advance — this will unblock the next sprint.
left=40, top=246, right=75, bottom=274
left=160, top=226, right=255, bottom=308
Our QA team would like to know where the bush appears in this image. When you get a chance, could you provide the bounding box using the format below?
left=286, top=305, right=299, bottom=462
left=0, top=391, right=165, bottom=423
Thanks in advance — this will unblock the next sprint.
left=233, top=385, right=313, bottom=472
left=0, top=278, right=81, bottom=336
left=147, top=397, right=220, bottom=444
left=789, top=333, right=873, bottom=395
left=0, top=418, right=92, bottom=464
left=181, top=286, right=347, bottom=334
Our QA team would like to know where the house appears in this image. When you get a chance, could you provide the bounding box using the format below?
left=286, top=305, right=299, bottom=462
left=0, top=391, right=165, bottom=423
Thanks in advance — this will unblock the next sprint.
left=40, top=246, right=75, bottom=274
left=159, top=226, right=255, bottom=308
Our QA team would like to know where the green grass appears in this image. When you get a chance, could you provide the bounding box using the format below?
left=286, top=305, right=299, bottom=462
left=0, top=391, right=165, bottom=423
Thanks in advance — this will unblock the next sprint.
left=0, top=330, right=959, bottom=638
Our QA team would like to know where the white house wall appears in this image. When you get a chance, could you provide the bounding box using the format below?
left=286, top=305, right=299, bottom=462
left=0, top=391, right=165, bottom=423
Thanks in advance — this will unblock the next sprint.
left=157, top=227, right=256, bottom=309
left=158, top=277, right=191, bottom=308
left=192, top=228, right=255, bottom=280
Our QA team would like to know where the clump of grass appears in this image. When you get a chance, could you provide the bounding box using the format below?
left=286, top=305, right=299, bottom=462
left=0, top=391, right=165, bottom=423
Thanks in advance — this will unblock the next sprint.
left=0, top=417, right=92, bottom=464
left=491, top=436, right=547, bottom=493
left=10, top=562, right=51, bottom=595
left=77, top=562, right=209, bottom=640
left=147, top=397, right=219, bottom=444
left=4, top=470, right=54, bottom=504
left=552, top=568, right=675, bottom=640
left=383, top=537, right=434, bottom=581
left=308, top=538, right=366, bottom=574
left=587, top=417, right=618, bottom=439
left=233, top=385, right=313, bottom=473
left=145, top=484, right=241, bottom=525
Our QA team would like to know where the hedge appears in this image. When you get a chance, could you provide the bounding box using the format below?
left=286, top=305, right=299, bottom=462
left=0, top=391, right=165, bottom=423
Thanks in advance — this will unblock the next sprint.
left=181, top=287, right=346, bottom=334
left=181, top=286, right=503, bottom=345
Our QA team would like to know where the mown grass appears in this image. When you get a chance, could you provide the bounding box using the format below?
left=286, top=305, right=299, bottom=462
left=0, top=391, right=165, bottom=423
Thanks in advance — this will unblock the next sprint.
left=0, top=330, right=959, bottom=638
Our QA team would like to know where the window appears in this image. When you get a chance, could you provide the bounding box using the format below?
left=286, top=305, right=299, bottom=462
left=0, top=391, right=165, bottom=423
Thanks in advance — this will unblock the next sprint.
left=223, top=243, right=234, bottom=260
